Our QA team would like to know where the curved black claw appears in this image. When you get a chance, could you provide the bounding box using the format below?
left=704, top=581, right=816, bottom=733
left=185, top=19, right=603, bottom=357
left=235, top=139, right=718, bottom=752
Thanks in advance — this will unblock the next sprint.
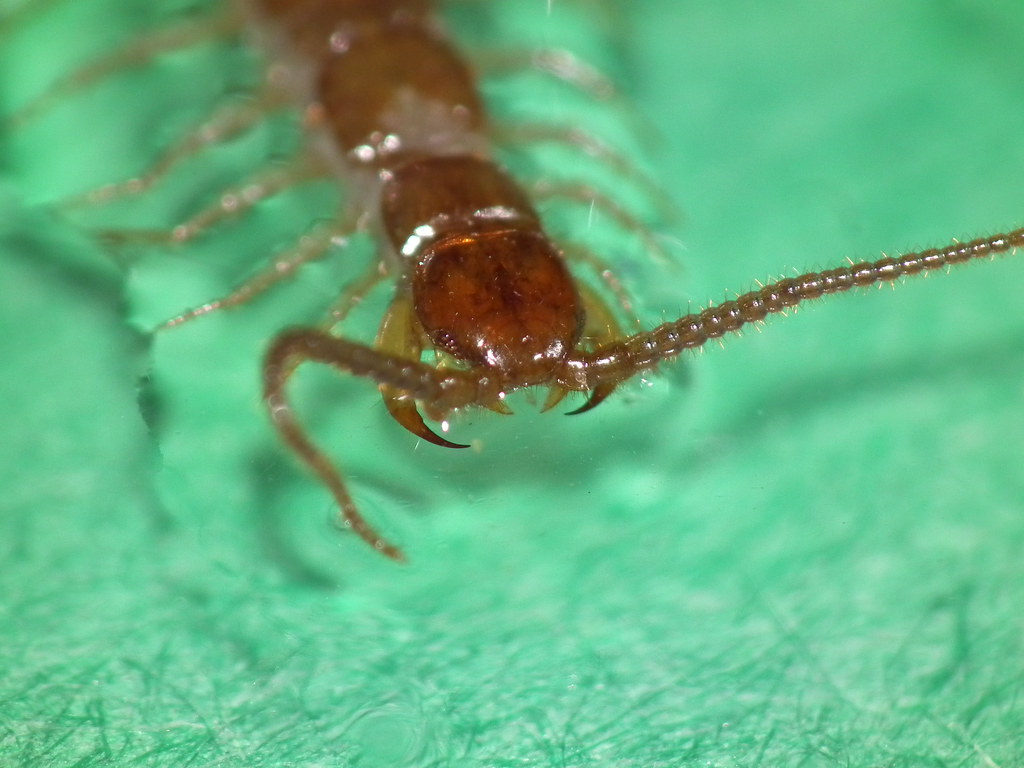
left=384, top=396, right=469, bottom=449
left=565, top=382, right=616, bottom=416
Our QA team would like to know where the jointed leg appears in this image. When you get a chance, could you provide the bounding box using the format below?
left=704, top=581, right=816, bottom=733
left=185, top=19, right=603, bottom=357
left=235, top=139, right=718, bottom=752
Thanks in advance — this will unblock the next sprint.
left=62, top=92, right=280, bottom=209
left=98, top=155, right=322, bottom=247
left=562, top=241, right=639, bottom=328
left=0, top=0, right=64, bottom=37
left=7, top=7, right=239, bottom=128
left=534, top=179, right=671, bottom=264
left=321, top=257, right=388, bottom=332
left=158, top=221, right=345, bottom=330
left=263, top=329, right=498, bottom=562
left=495, top=122, right=678, bottom=222
left=474, top=47, right=617, bottom=101
left=264, top=331, right=407, bottom=562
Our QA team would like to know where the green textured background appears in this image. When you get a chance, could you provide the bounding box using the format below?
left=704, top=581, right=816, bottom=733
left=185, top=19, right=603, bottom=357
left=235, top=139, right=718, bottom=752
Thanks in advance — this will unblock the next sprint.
left=2, top=1, right=1023, bottom=766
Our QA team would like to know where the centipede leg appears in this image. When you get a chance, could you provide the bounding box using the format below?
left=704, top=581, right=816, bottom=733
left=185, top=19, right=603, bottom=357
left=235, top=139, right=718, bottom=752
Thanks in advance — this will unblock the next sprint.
left=62, top=92, right=280, bottom=209
left=533, top=179, right=671, bottom=265
left=263, top=328, right=500, bottom=561
left=473, top=47, right=617, bottom=101
left=0, top=0, right=63, bottom=37
left=494, top=122, right=677, bottom=222
left=7, top=7, right=240, bottom=128
left=561, top=242, right=639, bottom=329
left=98, top=154, right=322, bottom=248
left=321, top=256, right=388, bottom=332
left=263, top=331, right=406, bottom=562
left=159, top=221, right=347, bottom=330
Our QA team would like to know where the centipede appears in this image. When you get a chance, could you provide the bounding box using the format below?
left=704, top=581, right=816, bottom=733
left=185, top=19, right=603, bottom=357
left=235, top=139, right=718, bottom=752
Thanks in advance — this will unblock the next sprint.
left=3, top=0, right=1021, bottom=562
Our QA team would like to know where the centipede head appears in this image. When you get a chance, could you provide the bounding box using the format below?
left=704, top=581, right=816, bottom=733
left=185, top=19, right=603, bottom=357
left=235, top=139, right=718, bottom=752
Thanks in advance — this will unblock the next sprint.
left=413, top=228, right=584, bottom=389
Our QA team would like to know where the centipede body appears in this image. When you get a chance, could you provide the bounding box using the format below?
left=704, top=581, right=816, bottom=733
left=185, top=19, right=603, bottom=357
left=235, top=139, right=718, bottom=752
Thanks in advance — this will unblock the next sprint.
left=4, top=1, right=1019, bottom=565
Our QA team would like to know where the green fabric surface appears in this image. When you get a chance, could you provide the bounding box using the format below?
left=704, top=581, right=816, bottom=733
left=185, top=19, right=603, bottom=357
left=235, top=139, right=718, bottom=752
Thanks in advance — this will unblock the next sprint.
left=2, top=1, right=1023, bottom=766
